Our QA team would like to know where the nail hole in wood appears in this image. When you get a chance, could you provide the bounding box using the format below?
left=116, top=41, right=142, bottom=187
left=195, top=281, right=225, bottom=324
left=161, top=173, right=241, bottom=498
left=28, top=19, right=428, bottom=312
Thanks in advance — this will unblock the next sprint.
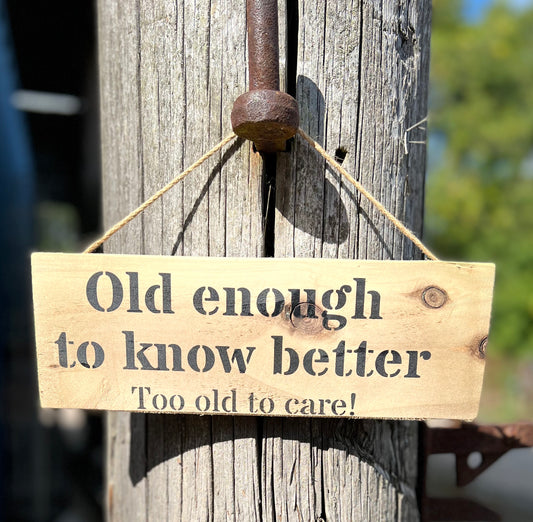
left=335, top=147, right=348, bottom=165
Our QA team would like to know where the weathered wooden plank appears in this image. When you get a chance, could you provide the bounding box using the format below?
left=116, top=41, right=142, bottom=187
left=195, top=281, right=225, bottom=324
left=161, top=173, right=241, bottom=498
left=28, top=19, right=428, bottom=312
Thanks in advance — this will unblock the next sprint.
left=33, top=253, right=493, bottom=419
left=273, top=0, right=432, bottom=519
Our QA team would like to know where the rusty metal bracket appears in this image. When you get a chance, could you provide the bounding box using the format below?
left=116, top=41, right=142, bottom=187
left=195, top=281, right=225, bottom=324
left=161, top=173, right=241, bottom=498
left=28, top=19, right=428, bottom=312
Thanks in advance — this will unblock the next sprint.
left=427, top=422, right=533, bottom=487
left=421, top=422, right=533, bottom=521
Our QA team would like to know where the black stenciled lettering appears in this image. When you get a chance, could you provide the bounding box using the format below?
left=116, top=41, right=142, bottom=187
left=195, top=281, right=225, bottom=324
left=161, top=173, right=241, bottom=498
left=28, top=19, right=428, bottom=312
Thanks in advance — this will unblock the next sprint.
left=259, top=397, right=274, bottom=414
left=187, top=345, right=215, bottom=372
left=375, top=350, right=402, bottom=378
left=123, top=330, right=137, bottom=369
left=332, top=340, right=352, bottom=377
left=272, top=335, right=298, bottom=375
left=169, top=394, right=185, bottom=411
left=353, top=278, right=367, bottom=318
left=195, top=395, right=210, bottom=412
left=331, top=399, right=346, bottom=415
left=223, top=287, right=253, bottom=316
left=144, top=273, right=173, bottom=314
left=123, top=331, right=160, bottom=370
left=132, top=386, right=151, bottom=409
left=248, top=392, right=258, bottom=413
left=352, top=278, right=382, bottom=320
left=215, top=346, right=256, bottom=373
left=137, top=343, right=157, bottom=370
left=257, top=288, right=285, bottom=317
left=289, top=289, right=318, bottom=318
left=154, top=343, right=170, bottom=371
left=54, top=333, right=105, bottom=369
left=205, top=389, right=238, bottom=413
left=249, top=392, right=274, bottom=414
left=193, top=286, right=219, bottom=315
left=86, top=271, right=123, bottom=312
left=160, top=273, right=174, bottom=314
left=405, top=350, right=432, bottom=378
left=145, top=284, right=160, bottom=313
left=367, top=290, right=382, bottom=319
left=55, top=332, right=74, bottom=368
left=222, top=288, right=237, bottom=316
left=354, top=341, right=373, bottom=377
left=168, top=344, right=185, bottom=372
left=126, top=272, right=142, bottom=312
left=221, top=389, right=237, bottom=413
left=321, top=285, right=351, bottom=330
left=303, top=349, right=329, bottom=376
left=152, top=393, right=167, bottom=410
left=322, top=285, right=351, bottom=310
left=76, top=341, right=105, bottom=369
left=285, top=398, right=298, bottom=414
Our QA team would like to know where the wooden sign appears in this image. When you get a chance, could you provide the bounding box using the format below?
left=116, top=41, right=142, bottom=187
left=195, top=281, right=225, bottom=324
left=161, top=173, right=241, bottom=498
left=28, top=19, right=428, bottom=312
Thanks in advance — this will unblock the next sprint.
left=32, top=253, right=495, bottom=420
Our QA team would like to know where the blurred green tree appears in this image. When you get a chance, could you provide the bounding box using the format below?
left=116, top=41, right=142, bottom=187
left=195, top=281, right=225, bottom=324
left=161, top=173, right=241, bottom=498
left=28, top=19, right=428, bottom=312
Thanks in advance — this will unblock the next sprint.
left=426, top=1, right=533, bottom=358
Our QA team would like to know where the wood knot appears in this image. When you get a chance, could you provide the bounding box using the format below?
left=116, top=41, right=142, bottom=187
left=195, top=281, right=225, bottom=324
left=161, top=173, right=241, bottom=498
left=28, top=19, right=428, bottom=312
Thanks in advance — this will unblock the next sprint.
left=422, top=286, right=448, bottom=309
left=289, top=302, right=324, bottom=335
left=478, top=337, right=488, bottom=359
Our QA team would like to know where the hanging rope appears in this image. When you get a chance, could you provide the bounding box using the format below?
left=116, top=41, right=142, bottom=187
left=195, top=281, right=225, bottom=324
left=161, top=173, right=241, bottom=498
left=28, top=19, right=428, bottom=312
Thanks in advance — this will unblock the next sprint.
left=296, top=128, right=439, bottom=261
left=84, top=128, right=438, bottom=260
left=83, top=132, right=237, bottom=253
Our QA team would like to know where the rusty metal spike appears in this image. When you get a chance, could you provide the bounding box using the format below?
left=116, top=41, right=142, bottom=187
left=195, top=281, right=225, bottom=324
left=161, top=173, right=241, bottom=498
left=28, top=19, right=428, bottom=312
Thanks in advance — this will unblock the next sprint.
left=231, top=0, right=299, bottom=153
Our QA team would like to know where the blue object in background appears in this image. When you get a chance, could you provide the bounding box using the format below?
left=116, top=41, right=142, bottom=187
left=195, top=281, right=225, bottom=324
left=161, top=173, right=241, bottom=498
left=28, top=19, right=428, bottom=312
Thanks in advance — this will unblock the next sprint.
left=0, top=0, right=35, bottom=513
left=463, top=0, right=533, bottom=22
left=0, top=1, right=34, bottom=179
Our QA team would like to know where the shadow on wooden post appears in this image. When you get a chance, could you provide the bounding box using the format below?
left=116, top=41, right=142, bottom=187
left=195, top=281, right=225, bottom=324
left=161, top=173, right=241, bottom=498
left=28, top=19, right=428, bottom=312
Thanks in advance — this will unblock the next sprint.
left=276, top=76, right=351, bottom=246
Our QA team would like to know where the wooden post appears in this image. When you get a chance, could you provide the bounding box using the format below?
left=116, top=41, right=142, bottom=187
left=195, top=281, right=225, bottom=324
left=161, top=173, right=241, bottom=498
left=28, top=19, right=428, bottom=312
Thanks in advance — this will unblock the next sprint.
left=99, top=1, right=431, bottom=520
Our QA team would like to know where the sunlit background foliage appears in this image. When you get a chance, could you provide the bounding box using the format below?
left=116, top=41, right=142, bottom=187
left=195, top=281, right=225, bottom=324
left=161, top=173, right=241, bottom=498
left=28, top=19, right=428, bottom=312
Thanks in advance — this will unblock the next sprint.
left=427, top=0, right=533, bottom=419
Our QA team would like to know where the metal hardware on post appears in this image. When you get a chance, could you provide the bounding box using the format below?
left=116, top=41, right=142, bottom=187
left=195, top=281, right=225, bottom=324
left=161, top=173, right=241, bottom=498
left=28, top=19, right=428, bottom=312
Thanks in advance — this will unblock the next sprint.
left=421, top=422, right=533, bottom=521
left=230, top=0, right=299, bottom=153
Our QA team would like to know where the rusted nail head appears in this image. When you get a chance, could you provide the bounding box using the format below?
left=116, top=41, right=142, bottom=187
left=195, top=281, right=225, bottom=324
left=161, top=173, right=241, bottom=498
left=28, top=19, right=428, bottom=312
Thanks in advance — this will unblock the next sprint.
left=422, top=286, right=447, bottom=308
left=231, top=90, right=299, bottom=152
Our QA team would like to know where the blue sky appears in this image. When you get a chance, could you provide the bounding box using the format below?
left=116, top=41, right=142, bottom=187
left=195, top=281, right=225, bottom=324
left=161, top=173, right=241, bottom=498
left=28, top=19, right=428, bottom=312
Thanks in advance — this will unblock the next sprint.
left=463, top=0, right=533, bottom=21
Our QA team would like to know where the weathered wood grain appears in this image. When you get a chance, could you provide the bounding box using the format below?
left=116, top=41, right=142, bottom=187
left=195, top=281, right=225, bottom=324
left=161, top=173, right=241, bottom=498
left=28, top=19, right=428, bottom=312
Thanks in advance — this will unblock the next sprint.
left=274, top=1, right=432, bottom=520
left=99, top=1, right=262, bottom=520
left=33, top=254, right=494, bottom=419
left=99, top=0, right=433, bottom=520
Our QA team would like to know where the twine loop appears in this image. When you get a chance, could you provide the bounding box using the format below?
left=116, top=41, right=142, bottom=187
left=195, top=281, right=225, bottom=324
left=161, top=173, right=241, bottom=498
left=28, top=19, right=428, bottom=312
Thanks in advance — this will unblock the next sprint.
left=85, top=129, right=438, bottom=261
